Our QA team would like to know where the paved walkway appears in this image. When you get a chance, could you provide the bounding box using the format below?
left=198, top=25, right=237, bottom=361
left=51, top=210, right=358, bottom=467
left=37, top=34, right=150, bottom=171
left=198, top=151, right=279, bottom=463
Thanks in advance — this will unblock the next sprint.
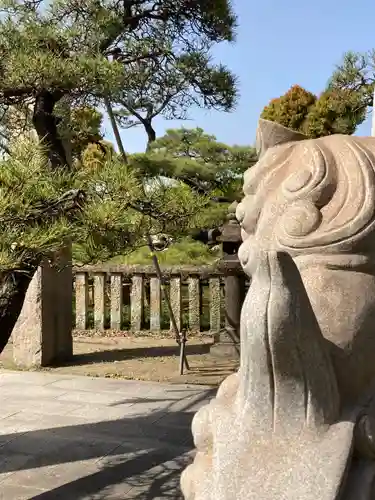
left=0, top=370, right=214, bottom=499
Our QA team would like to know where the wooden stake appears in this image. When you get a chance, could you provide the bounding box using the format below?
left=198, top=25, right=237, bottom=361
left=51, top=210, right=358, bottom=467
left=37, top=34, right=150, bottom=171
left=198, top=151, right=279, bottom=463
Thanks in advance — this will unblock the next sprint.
left=146, top=235, right=189, bottom=374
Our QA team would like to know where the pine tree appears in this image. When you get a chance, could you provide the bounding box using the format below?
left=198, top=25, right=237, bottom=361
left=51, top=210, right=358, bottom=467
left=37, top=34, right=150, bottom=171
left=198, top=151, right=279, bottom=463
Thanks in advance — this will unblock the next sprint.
left=329, top=51, right=374, bottom=113
left=130, top=127, right=257, bottom=228
left=114, top=53, right=238, bottom=148
left=0, top=0, right=237, bottom=353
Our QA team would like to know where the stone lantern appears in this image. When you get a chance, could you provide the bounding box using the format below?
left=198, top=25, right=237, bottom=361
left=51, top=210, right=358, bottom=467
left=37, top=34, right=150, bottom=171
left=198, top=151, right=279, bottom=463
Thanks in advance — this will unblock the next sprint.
left=210, top=202, right=246, bottom=359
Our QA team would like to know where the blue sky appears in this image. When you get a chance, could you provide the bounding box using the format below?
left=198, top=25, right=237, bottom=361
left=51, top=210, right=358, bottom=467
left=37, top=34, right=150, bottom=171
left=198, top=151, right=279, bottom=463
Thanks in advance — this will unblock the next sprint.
left=104, top=0, right=375, bottom=152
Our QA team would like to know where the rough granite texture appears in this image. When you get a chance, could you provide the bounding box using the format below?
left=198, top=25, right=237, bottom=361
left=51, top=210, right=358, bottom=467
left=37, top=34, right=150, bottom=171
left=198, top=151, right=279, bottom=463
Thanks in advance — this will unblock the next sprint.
left=170, top=277, right=182, bottom=331
left=150, top=277, right=161, bottom=332
left=94, top=273, right=106, bottom=330
left=110, top=273, right=123, bottom=330
left=188, top=277, right=200, bottom=333
left=181, top=119, right=375, bottom=499
left=12, top=247, right=73, bottom=368
left=209, top=278, right=221, bottom=333
left=130, top=275, right=144, bottom=331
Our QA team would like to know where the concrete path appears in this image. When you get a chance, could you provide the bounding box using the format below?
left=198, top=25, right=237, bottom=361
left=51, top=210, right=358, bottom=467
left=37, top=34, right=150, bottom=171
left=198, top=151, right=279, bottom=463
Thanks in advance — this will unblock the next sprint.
left=0, top=370, right=214, bottom=499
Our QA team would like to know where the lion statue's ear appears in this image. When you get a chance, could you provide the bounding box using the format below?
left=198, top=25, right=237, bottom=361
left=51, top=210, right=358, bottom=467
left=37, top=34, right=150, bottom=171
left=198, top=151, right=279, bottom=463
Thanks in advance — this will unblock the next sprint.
left=256, top=119, right=308, bottom=158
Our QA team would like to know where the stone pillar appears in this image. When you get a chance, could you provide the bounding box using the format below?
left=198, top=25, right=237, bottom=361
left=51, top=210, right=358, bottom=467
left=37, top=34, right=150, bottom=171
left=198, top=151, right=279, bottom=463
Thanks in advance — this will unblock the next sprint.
left=75, top=272, right=89, bottom=330
left=12, top=98, right=73, bottom=368
left=188, top=276, right=201, bottom=332
left=55, top=245, right=73, bottom=360
left=150, top=276, right=161, bottom=332
left=12, top=247, right=73, bottom=367
left=170, top=276, right=182, bottom=331
left=209, top=277, right=221, bottom=333
left=94, top=273, right=106, bottom=330
left=131, top=274, right=144, bottom=332
left=110, top=273, right=123, bottom=330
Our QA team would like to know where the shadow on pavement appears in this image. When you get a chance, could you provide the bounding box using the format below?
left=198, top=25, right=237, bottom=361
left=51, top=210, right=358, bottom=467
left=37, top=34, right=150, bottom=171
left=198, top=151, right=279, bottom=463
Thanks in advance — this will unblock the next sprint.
left=0, top=390, right=214, bottom=499
left=59, top=343, right=211, bottom=366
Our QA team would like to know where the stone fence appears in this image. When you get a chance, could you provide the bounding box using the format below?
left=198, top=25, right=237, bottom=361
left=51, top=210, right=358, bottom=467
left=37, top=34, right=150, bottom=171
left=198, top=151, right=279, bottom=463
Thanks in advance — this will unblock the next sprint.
left=73, top=264, right=248, bottom=334
left=11, top=262, right=249, bottom=368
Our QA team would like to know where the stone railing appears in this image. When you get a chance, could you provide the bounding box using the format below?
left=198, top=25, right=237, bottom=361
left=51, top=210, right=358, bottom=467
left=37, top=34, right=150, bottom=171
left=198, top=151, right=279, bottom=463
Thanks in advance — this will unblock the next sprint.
left=73, top=264, right=237, bottom=334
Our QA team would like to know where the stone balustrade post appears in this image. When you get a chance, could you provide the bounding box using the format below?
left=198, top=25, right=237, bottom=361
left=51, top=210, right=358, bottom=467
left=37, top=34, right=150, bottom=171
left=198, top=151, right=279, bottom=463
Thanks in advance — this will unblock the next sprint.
left=131, top=273, right=144, bottom=332
left=12, top=246, right=73, bottom=367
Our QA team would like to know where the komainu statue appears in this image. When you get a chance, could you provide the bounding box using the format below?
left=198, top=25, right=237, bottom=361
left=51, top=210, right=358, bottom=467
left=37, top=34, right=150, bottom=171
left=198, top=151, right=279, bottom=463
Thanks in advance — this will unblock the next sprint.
left=181, top=119, right=375, bottom=499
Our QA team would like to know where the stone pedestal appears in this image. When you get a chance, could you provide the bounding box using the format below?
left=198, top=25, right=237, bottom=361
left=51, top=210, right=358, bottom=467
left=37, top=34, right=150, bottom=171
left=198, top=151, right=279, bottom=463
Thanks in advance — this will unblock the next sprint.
left=12, top=246, right=73, bottom=368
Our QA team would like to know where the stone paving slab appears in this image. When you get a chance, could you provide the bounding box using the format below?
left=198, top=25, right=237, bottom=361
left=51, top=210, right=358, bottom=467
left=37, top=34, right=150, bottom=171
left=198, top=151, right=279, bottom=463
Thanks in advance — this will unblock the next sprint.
left=0, top=370, right=215, bottom=499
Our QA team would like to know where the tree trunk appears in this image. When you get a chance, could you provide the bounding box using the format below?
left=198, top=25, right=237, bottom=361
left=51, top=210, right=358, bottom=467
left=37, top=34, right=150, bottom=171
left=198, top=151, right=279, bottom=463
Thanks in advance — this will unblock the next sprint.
left=32, top=90, right=68, bottom=169
left=145, top=119, right=156, bottom=151
left=105, top=97, right=128, bottom=163
left=0, top=269, right=35, bottom=354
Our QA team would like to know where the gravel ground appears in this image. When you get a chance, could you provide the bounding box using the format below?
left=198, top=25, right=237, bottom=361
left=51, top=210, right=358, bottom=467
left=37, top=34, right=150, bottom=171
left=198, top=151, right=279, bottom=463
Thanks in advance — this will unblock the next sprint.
left=0, top=334, right=238, bottom=386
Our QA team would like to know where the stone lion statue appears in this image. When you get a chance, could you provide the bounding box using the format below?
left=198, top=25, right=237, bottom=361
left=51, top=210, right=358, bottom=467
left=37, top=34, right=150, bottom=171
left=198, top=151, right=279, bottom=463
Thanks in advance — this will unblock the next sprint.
left=181, top=119, right=375, bottom=500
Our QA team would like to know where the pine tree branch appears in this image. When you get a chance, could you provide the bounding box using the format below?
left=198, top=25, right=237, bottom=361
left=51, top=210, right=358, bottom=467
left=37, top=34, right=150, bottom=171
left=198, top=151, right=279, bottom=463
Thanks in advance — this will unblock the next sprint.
left=118, top=100, right=156, bottom=147
left=0, top=87, right=36, bottom=105
left=99, top=3, right=167, bottom=53
left=1, top=189, right=86, bottom=226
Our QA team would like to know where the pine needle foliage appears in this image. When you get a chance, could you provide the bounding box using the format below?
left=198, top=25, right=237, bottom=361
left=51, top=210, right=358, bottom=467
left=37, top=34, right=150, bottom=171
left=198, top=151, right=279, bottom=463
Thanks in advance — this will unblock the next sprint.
left=0, top=137, right=211, bottom=270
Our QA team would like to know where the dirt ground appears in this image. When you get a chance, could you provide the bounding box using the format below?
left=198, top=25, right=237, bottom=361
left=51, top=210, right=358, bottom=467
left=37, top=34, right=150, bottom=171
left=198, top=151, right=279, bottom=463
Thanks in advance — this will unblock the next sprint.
left=0, top=334, right=239, bottom=386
